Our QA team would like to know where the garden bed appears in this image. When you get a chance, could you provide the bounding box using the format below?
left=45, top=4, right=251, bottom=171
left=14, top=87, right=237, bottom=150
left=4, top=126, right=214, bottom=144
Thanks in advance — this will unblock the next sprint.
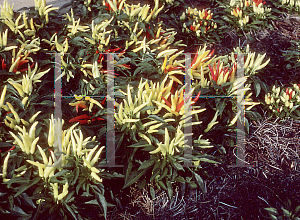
left=0, top=0, right=300, bottom=219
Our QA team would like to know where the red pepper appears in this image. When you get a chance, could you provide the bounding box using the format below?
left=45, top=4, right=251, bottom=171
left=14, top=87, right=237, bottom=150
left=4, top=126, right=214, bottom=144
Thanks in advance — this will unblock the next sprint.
left=105, top=70, right=119, bottom=76
left=120, top=64, right=130, bottom=69
left=105, top=47, right=120, bottom=53
left=98, top=54, right=104, bottom=63
left=216, top=60, right=220, bottom=77
left=161, top=96, right=172, bottom=108
left=192, top=91, right=201, bottom=105
left=118, top=48, right=127, bottom=58
left=69, top=114, right=104, bottom=124
left=207, top=49, right=215, bottom=58
left=1, top=58, right=6, bottom=69
left=191, top=53, right=198, bottom=67
left=228, top=63, right=236, bottom=78
left=18, top=62, right=35, bottom=73
left=168, top=66, right=184, bottom=72
left=224, top=66, right=230, bottom=75
left=12, top=59, right=29, bottom=73
left=208, top=64, right=216, bottom=82
left=104, top=1, right=111, bottom=11
left=146, top=31, right=151, bottom=39
left=171, top=81, right=179, bottom=95
left=176, top=90, right=195, bottom=112
left=101, top=97, right=106, bottom=105
left=69, top=114, right=90, bottom=124
left=6, top=146, right=15, bottom=152
left=176, top=100, right=184, bottom=112
left=204, top=10, right=208, bottom=19
left=76, top=103, right=87, bottom=113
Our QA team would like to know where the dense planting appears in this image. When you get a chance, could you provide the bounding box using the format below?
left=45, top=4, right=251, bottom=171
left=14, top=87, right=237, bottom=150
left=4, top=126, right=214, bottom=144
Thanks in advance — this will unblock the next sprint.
left=0, top=0, right=299, bottom=219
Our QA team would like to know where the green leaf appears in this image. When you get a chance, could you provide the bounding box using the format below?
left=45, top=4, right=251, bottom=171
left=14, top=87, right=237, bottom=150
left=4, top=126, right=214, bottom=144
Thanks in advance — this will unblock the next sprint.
left=71, top=37, right=85, bottom=44
left=64, top=190, right=75, bottom=203
left=141, top=145, right=156, bottom=151
left=123, top=169, right=147, bottom=189
left=94, top=14, right=111, bottom=23
left=264, top=207, right=278, bottom=215
left=216, top=100, right=226, bottom=115
left=147, top=115, right=166, bottom=123
left=254, top=82, right=261, bottom=97
left=133, top=66, right=144, bottom=78
left=138, top=159, right=155, bottom=171
left=157, top=180, right=167, bottom=190
left=245, top=117, right=249, bottom=134
left=290, top=105, right=299, bottom=113
left=64, top=203, right=78, bottom=220
left=10, top=96, right=25, bottom=110
left=115, top=57, right=131, bottom=65
left=137, top=178, right=146, bottom=190
left=72, top=167, right=80, bottom=185
left=282, top=208, right=291, bottom=217
left=52, top=169, right=70, bottom=178
left=150, top=186, right=155, bottom=200
left=76, top=178, right=85, bottom=195
left=14, top=177, right=40, bottom=198
left=125, top=161, right=133, bottom=181
left=197, top=157, right=219, bottom=164
left=166, top=181, right=173, bottom=200
left=12, top=206, right=28, bottom=217
left=8, top=195, right=13, bottom=211
left=96, top=193, right=107, bottom=219
left=0, top=192, right=7, bottom=197
left=49, top=177, right=68, bottom=184
left=77, top=49, right=86, bottom=58
left=294, top=205, right=300, bottom=214
left=139, top=106, right=155, bottom=112
left=174, top=176, right=185, bottom=183
left=251, top=20, right=263, bottom=25
left=127, top=141, right=151, bottom=148
left=171, top=161, right=184, bottom=171
left=35, top=100, right=54, bottom=107
left=116, top=13, right=128, bottom=21
left=85, top=199, right=98, bottom=205
left=189, top=168, right=206, bottom=193
left=21, top=193, right=36, bottom=208
left=115, top=91, right=125, bottom=98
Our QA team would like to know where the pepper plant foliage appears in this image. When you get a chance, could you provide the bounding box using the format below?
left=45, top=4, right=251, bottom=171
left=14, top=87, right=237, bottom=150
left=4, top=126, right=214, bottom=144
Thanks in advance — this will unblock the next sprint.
left=0, top=0, right=277, bottom=218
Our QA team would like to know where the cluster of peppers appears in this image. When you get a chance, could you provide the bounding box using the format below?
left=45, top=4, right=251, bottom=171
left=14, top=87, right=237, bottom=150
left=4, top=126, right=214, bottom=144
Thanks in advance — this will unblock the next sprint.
left=69, top=96, right=107, bottom=125
left=0, top=52, right=34, bottom=73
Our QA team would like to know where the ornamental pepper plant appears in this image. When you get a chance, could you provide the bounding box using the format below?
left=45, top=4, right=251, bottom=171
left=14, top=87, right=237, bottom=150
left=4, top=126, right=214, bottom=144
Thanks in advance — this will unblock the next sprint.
left=0, top=0, right=299, bottom=219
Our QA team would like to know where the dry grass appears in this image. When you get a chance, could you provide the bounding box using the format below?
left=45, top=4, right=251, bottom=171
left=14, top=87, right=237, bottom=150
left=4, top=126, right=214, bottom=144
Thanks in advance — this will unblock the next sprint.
left=246, top=116, right=300, bottom=173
